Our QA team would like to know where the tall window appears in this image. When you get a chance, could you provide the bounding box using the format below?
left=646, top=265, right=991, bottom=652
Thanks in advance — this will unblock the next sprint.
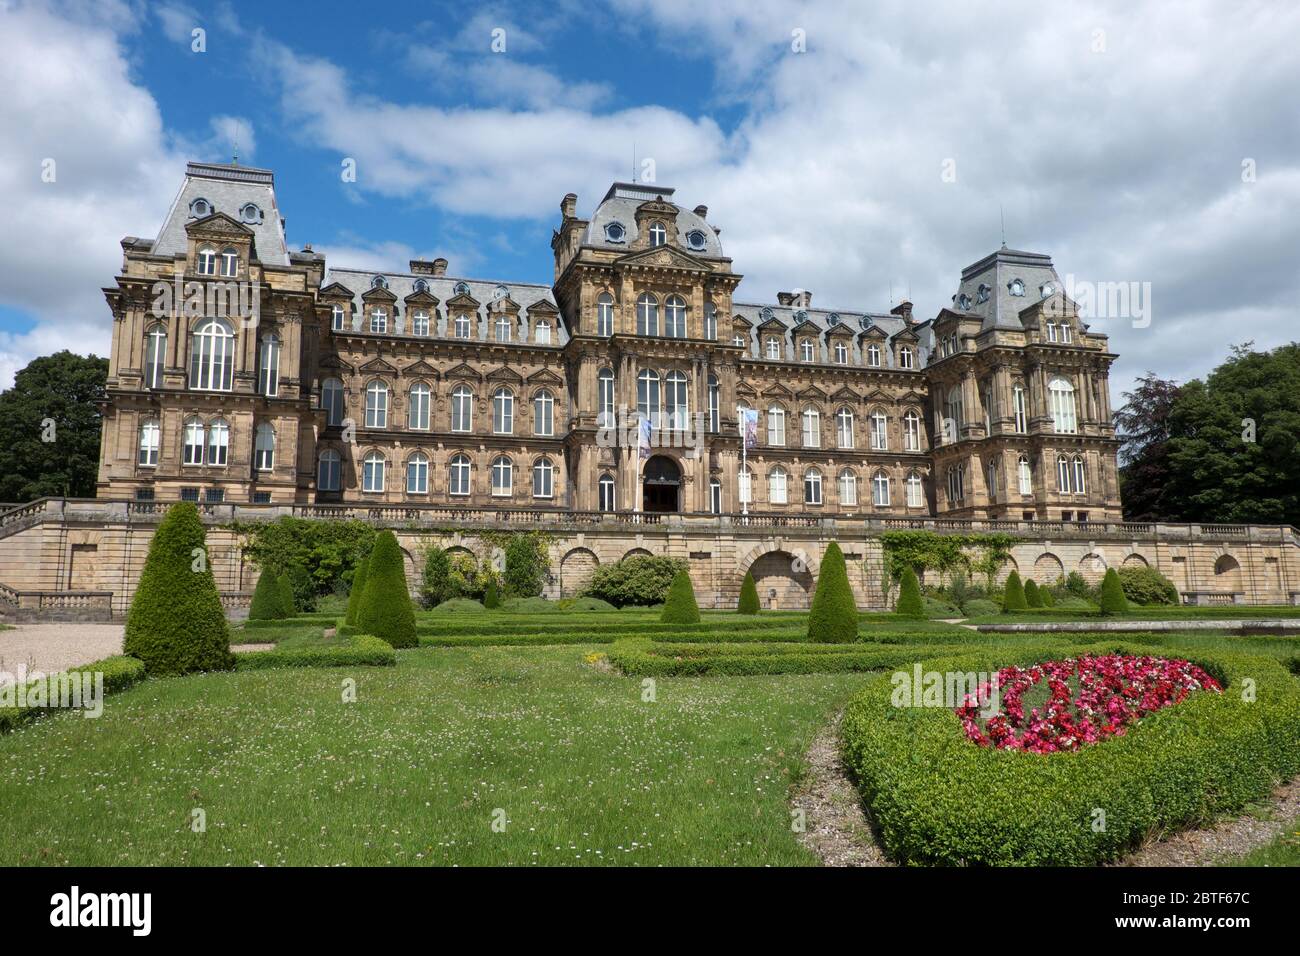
left=491, top=456, right=513, bottom=496
left=365, top=380, right=389, bottom=428
left=834, top=341, right=848, bottom=364
left=1049, top=377, right=1077, bottom=433
left=769, top=466, right=788, bottom=505
left=597, top=368, right=615, bottom=428
left=411, top=310, right=430, bottom=336
left=449, top=454, right=471, bottom=496
left=599, top=473, right=616, bottom=511
left=332, top=305, right=347, bottom=331
left=947, top=464, right=965, bottom=503
left=766, top=338, right=781, bottom=360
left=637, top=369, right=661, bottom=426
left=493, top=387, right=514, bottom=434
left=318, top=449, right=341, bottom=491
left=258, top=333, right=280, bottom=396
left=903, top=410, right=921, bottom=451
left=144, top=325, right=166, bottom=389
left=363, top=452, right=385, bottom=492
left=872, top=470, right=890, bottom=507
left=738, top=468, right=753, bottom=505
left=535, top=320, right=552, bottom=344
left=219, top=247, right=238, bottom=277
left=987, top=459, right=999, bottom=502
left=189, top=318, right=234, bottom=391
left=1061, top=323, right=1073, bottom=344
left=493, top=313, right=511, bottom=343
left=867, top=343, right=881, bottom=367
left=370, top=308, right=388, bottom=334
left=254, top=423, right=275, bottom=472
left=838, top=408, right=856, bottom=449
left=871, top=410, right=889, bottom=450
left=899, top=346, right=914, bottom=369
left=322, top=378, right=345, bottom=426
left=454, top=313, right=472, bottom=339
left=648, top=221, right=667, bottom=246
left=1073, top=455, right=1087, bottom=495
left=406, top=452, right=429, bottom=494
left=767, top=407, right=786, bottom=446
left=408, top=383, right=431, bottom=430
left=664, top=371, right=688, bottom=430
left=804, top=467, right=823, bottom=505
left=1013, top=384, right=1027, bottom=433
left=703, top=302, right=717, bottom=340
left=707, top=375, right=719, bottom=432
left=942, top=386, right=963, bottom=442
left=664, top=295, right=687, bottom=338
left=1057, top=455, right=1071, bottom=493
left=800, top=340, right=815, bottom=362
left=709, top=477, right=722, bottom=514
left=183, top=417, right=205, bottom=466
left=207, top=418, right=229, bottom=466
left=1018, top=455, right=1033, bottom=495
left=802, top=407, right=820, bottom=448
left=906, top=471, right=923, bottom=508
left=533, top=389, right=554, bottom=436
left=451, top=385, right=473, bottom=432
left=533, top=457, right=554, bottom=498
left=636, top=293, right=659, bottom=336
left=597, top=293, right=614, bottom=336
left=197, top=246, right=216, bottom=276
left=839, top=469, right=858, bottom=506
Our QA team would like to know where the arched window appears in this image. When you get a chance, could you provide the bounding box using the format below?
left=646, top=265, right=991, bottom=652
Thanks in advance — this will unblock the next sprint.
left=533, top=389, right=554, bottom=436
left=636, top=293, right=659, bottom=336
left=332, top=304, right=347, bottom=332
left=802, top=407, right=820, bottom=448
left=322, top=377, right=345, bottom=427
left=637, top=369, right=661, bottom=426
left=451, top=384, right=473, bottom=432
left=838, top=407, right=856, bottom=449
left=1013, top=384, right=1027, bottom=433
left=183, top=417, right=205, bottom=466
left=947, top=464, right=965, bottom=503
left=1073, top=455, right=1087, bottom=494
left=1018, top=455, right=1033, bottom=495
left=834, top=341, right=848, bottom=364
left=258, top=333, right=280, bottom=396
left=648, top=221, right=667, bottom=247
left=709, top=477, right=722, bottom=514
left=1046, top=322, right=1058, bottom=343
left=495, top=312, right=512, bottom=342
left=599, top=472, right=616, bottom=511
left=219, top=247, right=238, bottom=277
left=804, top=467, right=823, bottom=505
left=769, top=466, right=788, bottom=505
left=707, top=375, right=720, bottom=432
left=365, top=380, right=389, bottom=428
left=406, top=452, right=429, bottom=494
left=839, top=469, right=858, bottom=506
left=144, top=324, right=166, bottom=389
left=363, top=451, right=386, bottom=492
left=800, top=340, right=815, bottom=362
left=905, top=471, right=923, bottom=508
left=766, top=337, right=781, bottom=360
left=899, top=346, right=914, bottom=369
left=597, top=368, right=615, bottom=428
left=533, top=457, right=554, bottom=498
left=739, top=468, right=754, bottom=505
left=197, top=246, right=217, bottom=275
left=903, top=410, right=921, bottom=451
left=535, top=319, right=552, bottom=344
left=449, top=453, right=471, bottom=496
left=491, top=455, right=513, bottom=496
left=189, top=318, right=234, bottom=391
left=493, top=387, right=515, bottom=434
left=664, top=370, right=688, bottom=430
left=369, top=307, right=388, bottom=334
left=1049, top=376, right=1077, bottom=433
left=408, top=382, right=431, bottom=430
left=872, top=470, right=890, bottom=507
left=767, top=406, right=786, bottom=446
left=207, top=418, right=229, bottom=466
left=318, top=449, right=341, bottom=492
left=454, top=313, right=472, bottom=339
left=411, top=310, right=430, bottom=337
left=867, top=343, right=881, bottom=367
left=254, top=423, right=275, bottom=472
left=1057, top=455, right=1071, bottom=492
left=597, top=292, right=614, bottom=337
left=664, top=295, right=687, bottom=338
left=371, top=275, right=388, bottom=290
left=703, top=301, right=717, bottom=340
left=869, top=410, right=887, bottom=450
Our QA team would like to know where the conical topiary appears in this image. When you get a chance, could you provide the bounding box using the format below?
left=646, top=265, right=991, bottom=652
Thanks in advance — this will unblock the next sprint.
left=737, top=570, right=760, bottom=614
left=895, top=567, right=925, bottom=618
left=484, top=576, right=501, bottom=609
left=807, top=542, right=858, bottom=642
left=1041, top=586, right=1056, bottom=607
left=1024, top=578, right=1043, bottom=608
left=1099, top=567, right=1129, bottom=616
left=124, top=502, right=234, bottom=675
left=276, top=572, right=297, bottom=617
left=344, top=552, right=370, bottom=627
left=249, top=567, right=287, bottom=621
left=358, top=530, right=417, bottom=647
left=1003, top=570, right=1028, bottom=612
left=662, top=569, right=701, bottom=624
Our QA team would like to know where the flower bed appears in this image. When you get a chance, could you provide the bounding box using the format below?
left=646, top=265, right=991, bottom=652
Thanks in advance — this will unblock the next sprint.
left=957, top=653, right=1221, bottom=752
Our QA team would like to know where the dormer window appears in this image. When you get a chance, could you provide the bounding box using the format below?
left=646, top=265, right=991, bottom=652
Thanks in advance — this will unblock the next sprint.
left=219, top=247, right=238, bottom=277
left=648, top=221, right=667, bottom=247
left=1061, top=323, right=1072, bottom=344
left=766, top=338, right=781, bottom=360
left=239, top=202, right=263, bottom=224
left=827, top=313, right=841, bottom=326
left=1046, top=322, right=1058, bottom=342
left=859, top=316, right=873, bottom=331
left=454, top=313, right=472, bottom=338
left=604, top=222, right=626, bottom=243
left=454, top=281, right=471, bottom=296
left=1041, top=283, right=1054, bottom=298
left=413, top=278, right=429, bottom=294
left=686, top=229, right=706, bottom=251
left=733, top=333, right=745, bottom=347
left=493, top=285, right=510, bottom=301
left=958, top=293, right=972, bottom=310
left=760, top=308, right=774, bottom=321
left=800, top=340, right=815, bottom=362
left=370, top=308, right=388, bottom=333
left=834, top=341, right=848, bottom=364
left=867, top=343, right=882, bottom=367
left=332, top=304, right=346, bottom=331
left=976, top=283, right=991, bottom=304
left=899, top=346, right=914, bottom=369
left=793, top=310, right=808, bottom=324
left=1008, top=279, right=1025, bottom=296
left=371, top=275, right=387, bottom=290
left=189, top=197, right=212, bottom=218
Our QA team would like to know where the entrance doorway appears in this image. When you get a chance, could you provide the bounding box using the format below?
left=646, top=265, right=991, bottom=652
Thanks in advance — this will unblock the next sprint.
left=642, top=455, right=681, bottom=513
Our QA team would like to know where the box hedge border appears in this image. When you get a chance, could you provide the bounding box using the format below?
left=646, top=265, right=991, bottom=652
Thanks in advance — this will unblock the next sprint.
left=839, top=641, right=1300, bottom=866
left=1, top=655, right=147, bottom=733
left=234, top=633, right=397, bottom=670
left=605, top=639, right=984, bottom=677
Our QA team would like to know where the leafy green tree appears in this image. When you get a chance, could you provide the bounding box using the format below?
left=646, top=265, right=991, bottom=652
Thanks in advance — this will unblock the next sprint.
left=584, top=555, right=686, bottom=607
left=123, top=502, right=234, bottom=674
left=1023, top=579, right=1043, bottom=608
left=808, top=542, right=858, bottom=642
left=344, top=553, right=370, bottom=627
left=249, top=569, right=288, bottom=621
left=0, top=351, right=107, bottom=501
left=419, top=546, right=455, bottom=608
left=1116, top=565, right=1179, bottom=605
left=737, top=570, right=760, bottom=614
left=1114, top=372, right=1182, bottom=522
left=358, top=530, right=417, bottom=647
left=661, top=570, right=701, bottom=624
left=237, top=517, right=376, bottom=610
left=1099, top=567, right=1130, bottom=616
left=1003, top=571, right=1028, bottom=612
left=895, top=567, right=924, bottom=618
left=503, top=535, right=549, bottom=598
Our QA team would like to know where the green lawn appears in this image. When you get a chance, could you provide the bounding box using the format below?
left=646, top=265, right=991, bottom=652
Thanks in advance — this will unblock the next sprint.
left=1223, top=817, right=1300, bottom=866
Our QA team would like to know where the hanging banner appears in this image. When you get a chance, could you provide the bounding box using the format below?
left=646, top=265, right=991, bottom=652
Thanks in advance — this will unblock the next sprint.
left=638, top=415, right=653, bottom=460
left=740, top=407, right=759, bottom=450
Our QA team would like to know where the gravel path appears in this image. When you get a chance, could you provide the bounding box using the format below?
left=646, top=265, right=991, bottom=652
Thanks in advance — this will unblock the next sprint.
left=0, top=624, right=124, bottom=683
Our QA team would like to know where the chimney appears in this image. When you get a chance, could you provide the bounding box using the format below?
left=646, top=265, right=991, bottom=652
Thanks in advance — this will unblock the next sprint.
left=693, top=204, right=708, bottom=219
left=411, top=257, right=449, bottom=277
left=560, top=193, right=577, bottom=219
left=891, top=300, right=914, bottom=323
left=778, top=290, right=812, bottom=308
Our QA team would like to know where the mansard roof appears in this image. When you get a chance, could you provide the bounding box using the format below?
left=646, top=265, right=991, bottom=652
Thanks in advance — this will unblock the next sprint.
left=950, top=245, right=1068, bottom=333
left=154, top=162, right=290, bottom=266
left=583, top=182, right=724, bottom=258
left=732, top=300, right=929, bottom=368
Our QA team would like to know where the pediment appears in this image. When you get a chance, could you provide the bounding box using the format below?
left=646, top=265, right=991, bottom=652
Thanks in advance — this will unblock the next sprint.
left=186, top=212, right=253, bottom=239
left=1021, top=291, right=1079, bottom=323
left=319, top=281, right=355, bottom=299
left=900, top=390, right=926, bottom=405
left=616, top=244, right=710, bottom=272
left=866, top=388, right=893, bottom=403
left=525, top=298, right=559, bottom=315
left=824, top=323, right=854, bottom=339
left=857, top=325, right=888, bottom=341
left=404, top=289, right=440, bottom=307
left=445, top=362, right=482, bottom=382
left=757, top=317, right=789, bottom=333
left=730, top=315, right=753, bottom=329
left=488, top=296, right=522, bottom=315
left=892, top=325, right=920, bottom=342
left=318, top=353, right=355, bottom=374
left=735, top=382, right=757, bottom=398
left=486, top=366, right=524, bottom=384
left=761, top=383, right=793, bottom=400
left=797, top=385, right=827, bottom=401
left=402, top=359, right=439, bottom=378
left=792, top=319, right=820, bottom=335
left=636, top=197, right=678, bottom=217
left=831, top=386, right=860, bottom=403
left=446, top=292, right=481, bottom=310
left=358, top=356, right=398, bottom=375
left=361, top=286, right=398, bottom=303
left=526, top=368, right=565, bottom=386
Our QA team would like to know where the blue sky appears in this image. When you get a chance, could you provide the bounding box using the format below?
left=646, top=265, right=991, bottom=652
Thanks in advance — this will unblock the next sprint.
left=2, top=0, right=1299, bottom=396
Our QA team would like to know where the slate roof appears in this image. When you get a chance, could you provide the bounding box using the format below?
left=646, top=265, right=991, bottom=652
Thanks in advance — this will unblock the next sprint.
left=948, top=246, right=1063, bottom=331
left=583, top=183, right=724, bottom=258
left=153, top=162, right=290, bottom=266
left=731, top=301, right=930, bottom=368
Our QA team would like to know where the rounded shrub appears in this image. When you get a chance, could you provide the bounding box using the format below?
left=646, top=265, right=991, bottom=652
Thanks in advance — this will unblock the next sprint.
left=249, top=568, right=288, bottom=621
left=123, top=502, right=234, bottom=675
left=661, top=570, right=701, bottom=625
left=344, top=553, right=370, bottom=627
left=1099, top=567, right=1130, bottom=616
left=1023, top=578, right=1043, bottom=608
left=558, top=596, right=616, bottom=611
left=807, top=541, right=858, bottom=643
left=585, top=555, right=686, bottom=607
left=502, top=596, right=556, bottom=613
left=737, top=570, right=760, bottom=614
left=276, top=572, right=297, bottom=617
left=895, top=568, right=924, bottom=618
left=1002, top=570, right=1028, bottom=612
left=1041, top=587, right=1056, bottom=607
left=433, top=597, right=486, bottom=613
left=358, top=530, right=418, bottom=648
left=963, top=598, right=1002, bottom=617
left=1116, top=565, right=1179, bottom=605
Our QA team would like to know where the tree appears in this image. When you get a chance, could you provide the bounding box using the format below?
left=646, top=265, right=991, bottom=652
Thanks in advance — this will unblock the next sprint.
left=584, top=555, right=686, bottom=607
left=483, top=576, right=501, bottom=609
left=249, top=569, right=288, bottom=621
left=276, top=572, right=297, bottom=617
left=236, top=516, right=375, bottom=610
left=1099, top=567, right=1130, bottom=616
left=1114, top=372, right=1182, bottom=522
left=344, top=553, right=370, bottom=627
left=1116, top=565, right=1179, bottom=605
left=1023, top=578, right=1043, bottom=608
left=0, top=351, right=107, bottom=501
left=1003, top=571, right=1028, bottom=612
left=807, top=542, right=858, bottom=642
left=419, top=546, right=454, bottom=608
left=358, top=530, right=417, bottom=647
left=123, top=502, right=234, bottom=675
left=503, top=535, right=549, bottom=598
left=661, top=570, right=701, bottom=624
left=737, top=571, right=761, bottom=614
left=895, top=567, right=924, bottom=618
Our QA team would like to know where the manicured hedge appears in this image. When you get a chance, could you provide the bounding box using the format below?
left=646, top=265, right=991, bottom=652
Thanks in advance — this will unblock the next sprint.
left=1002, top=571, right=1028, bottom=612
left=840, top=642, right=1300, bottom=866
left=249, top=569, right=288, bottom=621
left=358, top=530, right=418, bottom=648
left=808, top=542, right=859, bottom=642
left=607, top=639, right=974, bottom=677
left=1100, top=567, right=1130, bottom=616
left=234, top=633, right=397, bottom=670
left=895, top=568, right=924, bottom=618
left=738, top=572, right=760, bottom=614
left=1, top=655, right=147, bottom=733
left=661, top=570, right=701, bottom=624
left=344, top=553, right=369, bottom=628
